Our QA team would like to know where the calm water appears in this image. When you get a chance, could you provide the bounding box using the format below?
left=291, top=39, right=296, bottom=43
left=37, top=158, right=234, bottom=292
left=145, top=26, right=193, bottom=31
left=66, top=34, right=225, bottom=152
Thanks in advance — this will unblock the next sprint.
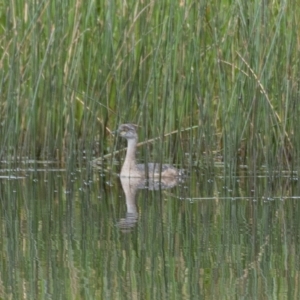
left=0, top=166, right=300, bottom=299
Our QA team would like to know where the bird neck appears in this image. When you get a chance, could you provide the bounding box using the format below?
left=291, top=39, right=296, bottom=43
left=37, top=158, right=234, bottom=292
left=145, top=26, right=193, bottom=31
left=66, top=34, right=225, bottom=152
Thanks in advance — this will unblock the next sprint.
left=123, top=138, right=138, bottom=170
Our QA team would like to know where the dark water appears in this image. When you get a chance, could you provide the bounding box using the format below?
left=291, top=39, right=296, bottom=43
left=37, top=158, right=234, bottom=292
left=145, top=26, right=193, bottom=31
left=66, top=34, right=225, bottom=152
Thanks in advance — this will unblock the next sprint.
left=0, top=167, right=299, bottom=299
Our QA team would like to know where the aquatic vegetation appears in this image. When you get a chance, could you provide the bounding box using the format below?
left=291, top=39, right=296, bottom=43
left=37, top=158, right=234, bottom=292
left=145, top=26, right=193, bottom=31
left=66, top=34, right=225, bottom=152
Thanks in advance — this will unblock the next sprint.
left=0, top=0, right=298, bottom=172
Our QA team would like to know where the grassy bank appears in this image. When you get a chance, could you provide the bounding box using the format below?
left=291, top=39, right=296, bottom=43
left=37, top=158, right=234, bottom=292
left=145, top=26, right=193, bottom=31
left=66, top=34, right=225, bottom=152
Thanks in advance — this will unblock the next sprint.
left=0, top=0, right=299, bottom=171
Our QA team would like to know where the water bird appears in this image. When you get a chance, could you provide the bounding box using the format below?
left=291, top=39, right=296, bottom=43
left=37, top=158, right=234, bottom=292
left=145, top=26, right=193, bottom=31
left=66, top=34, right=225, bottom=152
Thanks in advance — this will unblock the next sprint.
left=117, top=123, right=182, bottom=178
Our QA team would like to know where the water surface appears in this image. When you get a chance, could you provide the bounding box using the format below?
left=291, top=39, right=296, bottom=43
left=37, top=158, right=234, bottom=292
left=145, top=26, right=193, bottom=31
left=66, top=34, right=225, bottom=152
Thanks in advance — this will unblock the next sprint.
left=0, top=167, right=299, bottom=299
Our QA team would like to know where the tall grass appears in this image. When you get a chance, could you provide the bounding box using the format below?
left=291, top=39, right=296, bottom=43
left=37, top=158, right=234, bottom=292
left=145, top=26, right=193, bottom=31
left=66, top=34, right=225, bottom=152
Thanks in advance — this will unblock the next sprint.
left=0, top=0, right=299, bottom=171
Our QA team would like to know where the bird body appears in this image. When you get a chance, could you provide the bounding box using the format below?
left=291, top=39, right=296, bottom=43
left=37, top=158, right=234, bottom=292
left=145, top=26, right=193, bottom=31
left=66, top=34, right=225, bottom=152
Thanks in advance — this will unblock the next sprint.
left=117, top=123, right=181, bottom=178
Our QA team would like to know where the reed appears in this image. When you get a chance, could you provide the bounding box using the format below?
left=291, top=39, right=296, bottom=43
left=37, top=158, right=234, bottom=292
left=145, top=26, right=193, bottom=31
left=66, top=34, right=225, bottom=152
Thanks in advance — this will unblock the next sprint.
left=0, top=0, right=299, bottom=171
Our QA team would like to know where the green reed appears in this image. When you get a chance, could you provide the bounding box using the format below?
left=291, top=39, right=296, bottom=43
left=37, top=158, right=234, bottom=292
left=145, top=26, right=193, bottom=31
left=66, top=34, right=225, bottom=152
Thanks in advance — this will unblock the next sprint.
left=0, top=0, right=299, bottom=170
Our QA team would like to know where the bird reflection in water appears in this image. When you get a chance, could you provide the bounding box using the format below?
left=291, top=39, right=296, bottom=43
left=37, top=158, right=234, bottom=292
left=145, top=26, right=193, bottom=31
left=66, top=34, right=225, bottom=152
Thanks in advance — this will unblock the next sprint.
left=116, top=176, right=181, bottom=232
